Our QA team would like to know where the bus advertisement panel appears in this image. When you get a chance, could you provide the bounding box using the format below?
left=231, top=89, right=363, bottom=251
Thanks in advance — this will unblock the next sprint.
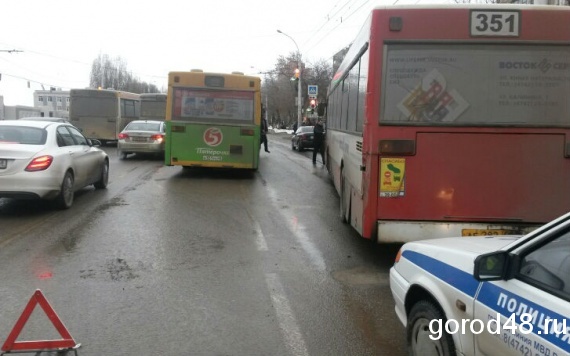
left=165, top=71, right=261, bottom=170
left=69, top=88, right=140, bottom=144
left=325, top=5, right=570, bottom=243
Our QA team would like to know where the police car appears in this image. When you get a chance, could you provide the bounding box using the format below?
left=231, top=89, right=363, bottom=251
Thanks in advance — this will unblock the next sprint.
left=390, top=212, right=570, bottom=356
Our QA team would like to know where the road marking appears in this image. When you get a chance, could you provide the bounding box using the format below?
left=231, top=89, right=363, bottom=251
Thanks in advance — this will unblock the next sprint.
left=252, top=219, right=268, bottom=251
left=265, top=273, right=309, bottom=356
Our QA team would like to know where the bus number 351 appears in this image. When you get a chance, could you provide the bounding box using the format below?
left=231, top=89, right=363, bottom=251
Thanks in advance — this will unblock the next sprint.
left=471, top=10, right=520, bottom=37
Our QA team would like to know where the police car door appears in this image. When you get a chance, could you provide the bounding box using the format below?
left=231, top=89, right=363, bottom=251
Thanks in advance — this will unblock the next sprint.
left=473, top=226, right=570, bottom=356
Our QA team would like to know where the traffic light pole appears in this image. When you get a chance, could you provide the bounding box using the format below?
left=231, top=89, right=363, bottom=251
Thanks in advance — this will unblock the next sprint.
left=277, top=30, right=302, bottom=130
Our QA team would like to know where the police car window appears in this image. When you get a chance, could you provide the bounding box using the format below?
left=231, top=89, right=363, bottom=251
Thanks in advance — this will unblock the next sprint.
left=519, top=230, right=570, bottom=300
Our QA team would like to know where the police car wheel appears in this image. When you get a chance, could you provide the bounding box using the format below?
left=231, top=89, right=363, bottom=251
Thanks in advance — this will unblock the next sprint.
left=407, top=300, right=456, bottom=356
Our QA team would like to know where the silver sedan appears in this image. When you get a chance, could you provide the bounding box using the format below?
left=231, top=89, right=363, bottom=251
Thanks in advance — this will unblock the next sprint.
left=117, top=120, right=165, bottom=159
left=0, top=120, right=109, bottom=209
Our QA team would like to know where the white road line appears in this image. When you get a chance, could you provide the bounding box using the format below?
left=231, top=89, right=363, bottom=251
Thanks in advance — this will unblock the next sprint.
left=265, top=273, right=309, bottom=356
left=253, top=219, right=268, bottom=251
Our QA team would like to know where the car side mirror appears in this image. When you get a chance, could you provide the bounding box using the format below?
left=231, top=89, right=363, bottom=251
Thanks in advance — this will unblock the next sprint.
left=89, top=139, right=102, bottom=147
left=474, top=251, right=511, bottom=281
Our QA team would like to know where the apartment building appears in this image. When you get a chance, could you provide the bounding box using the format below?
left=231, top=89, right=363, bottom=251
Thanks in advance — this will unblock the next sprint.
left=33, top=89, right=70, bottom=119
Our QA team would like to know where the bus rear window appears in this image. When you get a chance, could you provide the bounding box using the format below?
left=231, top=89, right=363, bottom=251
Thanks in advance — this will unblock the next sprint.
left=382, top=44, right=570, bottom=127
left=172, top=88, right=254, bottom=123
left=71, top=97, right=117, bottom=117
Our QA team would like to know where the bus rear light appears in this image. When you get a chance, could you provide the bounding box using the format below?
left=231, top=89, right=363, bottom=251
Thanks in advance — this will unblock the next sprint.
left=379, top=140, right=416, bottom=155
left=240, top=128, right=254, bottom=136
left=118, top=133, right=129, bottom=140
left=25, top=155, right=53, bottom=172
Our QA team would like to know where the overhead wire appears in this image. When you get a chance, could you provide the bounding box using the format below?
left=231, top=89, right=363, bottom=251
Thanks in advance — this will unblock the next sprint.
left=303, top=0, right=375, bottom=58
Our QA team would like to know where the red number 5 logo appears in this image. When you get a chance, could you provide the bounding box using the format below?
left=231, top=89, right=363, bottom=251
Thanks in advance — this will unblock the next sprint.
left=204, top=128, right=223, bottom=147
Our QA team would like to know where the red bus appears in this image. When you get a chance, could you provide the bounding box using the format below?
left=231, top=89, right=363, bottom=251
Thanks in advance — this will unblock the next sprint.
left=325, top=5, right=570, bottom=243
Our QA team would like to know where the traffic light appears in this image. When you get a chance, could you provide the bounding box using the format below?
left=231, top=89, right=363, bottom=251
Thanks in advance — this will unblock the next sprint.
left=310, top=99, right=316, bottom=108
left=294, top=68, right=300, bottom=79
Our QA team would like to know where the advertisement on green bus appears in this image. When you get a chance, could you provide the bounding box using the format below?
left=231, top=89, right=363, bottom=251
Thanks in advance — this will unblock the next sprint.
left=165, top=82, right=260, bottom=170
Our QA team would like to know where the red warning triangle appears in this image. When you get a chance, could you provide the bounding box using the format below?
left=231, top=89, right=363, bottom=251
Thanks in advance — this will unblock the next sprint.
left=1, top=289, right=78, bottom=352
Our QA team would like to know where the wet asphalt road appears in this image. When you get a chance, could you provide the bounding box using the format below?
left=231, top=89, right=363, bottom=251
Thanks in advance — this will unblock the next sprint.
left=0, top=133, right=406, bottom=356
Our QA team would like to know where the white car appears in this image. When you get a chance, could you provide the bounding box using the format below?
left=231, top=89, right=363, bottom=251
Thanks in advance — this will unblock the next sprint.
left=390, top=212, right=570, bottom=356
left=0, top=120, right=109, bottom=209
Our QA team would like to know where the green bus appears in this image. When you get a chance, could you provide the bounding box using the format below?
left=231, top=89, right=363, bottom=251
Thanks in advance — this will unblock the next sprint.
left=165, top=70, right=262, bottom=170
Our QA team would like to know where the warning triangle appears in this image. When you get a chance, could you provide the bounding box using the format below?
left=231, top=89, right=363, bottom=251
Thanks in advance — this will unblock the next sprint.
left=1, top=289, right=78, bottom=352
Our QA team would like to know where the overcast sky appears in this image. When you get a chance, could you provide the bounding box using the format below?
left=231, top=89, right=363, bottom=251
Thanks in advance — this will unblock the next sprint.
left=0, top=0, right=430, bottom=107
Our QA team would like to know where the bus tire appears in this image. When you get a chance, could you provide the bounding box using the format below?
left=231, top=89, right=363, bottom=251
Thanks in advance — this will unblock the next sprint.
left=407, top=300, right=456, bottom=356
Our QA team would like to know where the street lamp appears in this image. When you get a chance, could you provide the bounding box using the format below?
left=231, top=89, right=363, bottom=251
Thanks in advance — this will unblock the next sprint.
left=277, top=29, right=302, bottom=129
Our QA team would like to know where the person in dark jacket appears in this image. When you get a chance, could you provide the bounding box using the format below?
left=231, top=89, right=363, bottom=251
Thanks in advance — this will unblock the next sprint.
left=312, top=119, right=325, bottom=165
left=260, top=106, right=270, bottom=153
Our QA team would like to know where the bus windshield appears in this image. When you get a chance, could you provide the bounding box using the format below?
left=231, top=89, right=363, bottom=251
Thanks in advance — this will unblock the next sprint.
left=172, top=88, right=254, bottom=123
left=383, top=44, right=570, bottom=127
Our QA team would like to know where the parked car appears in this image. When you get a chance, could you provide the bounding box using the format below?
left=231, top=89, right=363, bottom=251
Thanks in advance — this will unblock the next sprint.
left=390, top=212, right=570, bottom=356
left=117, top=120, right=165, bottom=159
left=291, top=125, right=314, bottom=151
left=0, top=120, right=109, bottom=209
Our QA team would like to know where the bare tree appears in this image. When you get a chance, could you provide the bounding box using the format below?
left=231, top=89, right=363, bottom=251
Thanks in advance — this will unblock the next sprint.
left=262, top=53, right=333, bottom=128
left=89, top=54, right=161, bottom=93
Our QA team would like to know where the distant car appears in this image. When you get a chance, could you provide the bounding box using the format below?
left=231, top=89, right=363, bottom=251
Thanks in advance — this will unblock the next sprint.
left=0, top=120, right=109, bottom=209
left=19, top=116, right=70, bottom=123
left=291, top=125, right=314, bottom=151
left=390, top=212, right=570, bottom=356
left=117, top=120, right=165, bottom=159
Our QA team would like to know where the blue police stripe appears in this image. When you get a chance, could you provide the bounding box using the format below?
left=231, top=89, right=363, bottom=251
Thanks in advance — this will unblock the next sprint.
left=478, top=282, right=570, bottom=352
left=402, top=250, right=480, bottom=297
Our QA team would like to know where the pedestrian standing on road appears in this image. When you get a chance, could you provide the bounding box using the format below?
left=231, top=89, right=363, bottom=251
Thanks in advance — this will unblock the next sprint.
left=313, top=118, right=325, bottom=165
left=260, top=106, right=270, bottom=153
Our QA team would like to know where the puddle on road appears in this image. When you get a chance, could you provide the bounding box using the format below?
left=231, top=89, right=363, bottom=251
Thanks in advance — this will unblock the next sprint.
left=332, top=266, right=389, bottom=287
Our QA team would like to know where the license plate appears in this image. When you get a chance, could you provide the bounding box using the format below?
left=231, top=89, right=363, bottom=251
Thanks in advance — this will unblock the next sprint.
left=131, top=137, right=147, bottom=142
left=462, top=229, right=516, bottom=236
left=0, top=159, right=6, bottom=169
